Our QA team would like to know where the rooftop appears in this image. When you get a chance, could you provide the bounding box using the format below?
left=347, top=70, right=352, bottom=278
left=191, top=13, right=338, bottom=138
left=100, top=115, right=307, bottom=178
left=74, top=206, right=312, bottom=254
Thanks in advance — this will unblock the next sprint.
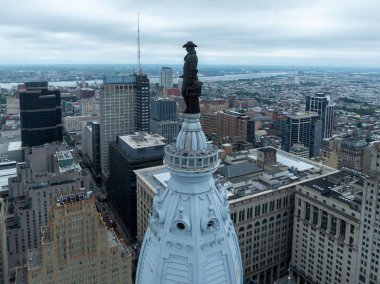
left=257, top=147, right=276, bottom=153
left=55, top=190, right=92, bottom=207
left=8, top=141, right=21, bottom=151
left=137, top=147, right=338, bottom=200
left=217, top=161, right=262, bottom=178
left=222, top=110, right=250, bottom=118
left=103, top=75, right=136, bottom=84
left=56, top=150, right=82, bottom=173
left=302, top=176, right=355, bottom=205
left=288, top=111, right=319, bottom=119
left=56, top=149, right=73, bottom=161
left=0, top=161, right=16, bottom=192
left=28, top=249, right=42, bottom=270
left=119, top=132, right=166, bottom=149
left=135, top=165, right=169, bottom=195
left=248, top=149, right=317, bottom=172
left=341, top=137, right=368, bottom=149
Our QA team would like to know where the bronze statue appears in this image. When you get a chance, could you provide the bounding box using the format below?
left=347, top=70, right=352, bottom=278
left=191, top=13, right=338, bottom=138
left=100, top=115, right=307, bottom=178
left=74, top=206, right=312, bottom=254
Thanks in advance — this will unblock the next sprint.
left=181, top=41, right=202, bottom=113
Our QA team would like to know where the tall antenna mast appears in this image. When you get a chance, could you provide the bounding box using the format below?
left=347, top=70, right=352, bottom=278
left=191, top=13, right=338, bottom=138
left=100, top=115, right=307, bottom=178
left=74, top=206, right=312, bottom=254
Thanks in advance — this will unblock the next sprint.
left=137, top=12, right=141, bottom=74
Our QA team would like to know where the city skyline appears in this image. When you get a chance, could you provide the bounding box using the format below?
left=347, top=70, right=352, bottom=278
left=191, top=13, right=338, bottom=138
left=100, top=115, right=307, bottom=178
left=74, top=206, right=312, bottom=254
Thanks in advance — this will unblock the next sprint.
left=1, top=0, right=380, bottom=67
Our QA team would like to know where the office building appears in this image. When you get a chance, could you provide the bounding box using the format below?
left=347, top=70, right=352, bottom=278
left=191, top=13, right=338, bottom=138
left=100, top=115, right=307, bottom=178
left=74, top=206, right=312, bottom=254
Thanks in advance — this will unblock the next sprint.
left=200, top=112, right=217, bottom=137
left=19, top=82, right=62, bottom=147
left=159, top=67, right=173, bottom=88
left=199, top=99, right=229, bottom=114
left=24, top=190, right=133, bottom=284
left=150, top=97, right=178, bottom=143
left=150, top=97, right=176, bottom=121
left=232, top=97, right=256, bottom=109
left=80, top=94, right=100, bottom=117
left=135, top=74, right=150, bottom=132
left=81, top=122, right=93, bottom=162
left=5, top=144, right=91, bottom=278
left=82, top=121, right=101, bottom=176
left=320, top=137, right=342, bottom=169
left=91, top=122, right=101, bottom=176
left=62, top=115, right=99, bottom=132
left=305, top=93, right=335, bottom=139
left=100, top=74, right=150, bottom=176
left=217, top=110, right=255, bottom=144
left=149, top=120, right=179, bottom=144
left=292, top=172, right=362, bottom=283
left=281, top=112, right=322, bottom=158
left=6, top=97, right=19, bottom=115
left=339, top=137, right=368, bottom=172
left=79, top=88, right=95, bottom=99
left=135, top=147, right=339, bottom=283
left=108, top=132, right=165, bottom=237
left=289, top=143, right=310, bottom=158
left=0, top=198, right=8, bottom=284
left=357, top=141, right=380, bottom=284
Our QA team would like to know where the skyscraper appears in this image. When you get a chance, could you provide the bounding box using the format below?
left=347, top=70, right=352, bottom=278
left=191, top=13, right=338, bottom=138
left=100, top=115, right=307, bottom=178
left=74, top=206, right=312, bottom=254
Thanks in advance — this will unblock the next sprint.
left=0, top=198, right=8, bottom=284
left=281, top=112, right=322, bottom=158
left=108, top=132, right=165, bottom=237
left=305, top=93, right=335, bottom=139
left=91, top=121, right=101, bottom=176
left=81, top=121, right=101, bottom=177
left=23, top=190, right=133, bottom=284
left=357, top=141, right=380, bottom=284
left=159, top=67, right=173, bottom=88
left=100, top=74, right=150, bottom=176
left=150, top=97, right=179, bottom=143
left=6, top=144, right=90, bottom=278
left=136, top=73, right=150, bottom=132
left=292, top=172, right=361, bottom=283
left=19, top=82, right=62, bottom=147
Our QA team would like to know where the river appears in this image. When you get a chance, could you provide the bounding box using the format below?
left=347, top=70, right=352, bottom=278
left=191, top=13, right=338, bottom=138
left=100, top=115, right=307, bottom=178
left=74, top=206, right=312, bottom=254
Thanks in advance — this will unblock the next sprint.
left=0, top=72, right=285, bottom=90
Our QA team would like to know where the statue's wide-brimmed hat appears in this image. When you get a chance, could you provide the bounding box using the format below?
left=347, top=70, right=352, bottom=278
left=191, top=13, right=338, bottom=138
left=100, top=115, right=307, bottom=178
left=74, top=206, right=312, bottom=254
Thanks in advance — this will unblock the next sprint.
left=183, top=41, right=197, bottom=48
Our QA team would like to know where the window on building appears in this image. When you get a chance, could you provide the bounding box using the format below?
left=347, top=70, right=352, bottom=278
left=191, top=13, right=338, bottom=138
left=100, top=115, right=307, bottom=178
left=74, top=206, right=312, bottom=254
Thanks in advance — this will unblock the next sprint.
left=321, top=211, right=328, bottom=230
left=305, top=202, right=311, bottom=220
left=331, top=216, right=337, bottom=234
left=313, top=207, right=319, bottom=225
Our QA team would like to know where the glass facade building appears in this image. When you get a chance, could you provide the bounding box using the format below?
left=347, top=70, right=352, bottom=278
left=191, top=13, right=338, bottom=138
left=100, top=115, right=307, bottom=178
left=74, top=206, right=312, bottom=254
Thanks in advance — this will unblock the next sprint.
left=19, top=82, right=62, bottom=147
left=108, top=133, right=165, bottom=237
left=306, top=93, right=335, bottom=139
left=281, top=112, right=322, bottom=158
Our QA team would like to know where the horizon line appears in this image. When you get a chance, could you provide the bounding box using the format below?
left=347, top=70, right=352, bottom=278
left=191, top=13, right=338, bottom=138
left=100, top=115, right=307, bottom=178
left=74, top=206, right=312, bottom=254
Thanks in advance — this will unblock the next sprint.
left=0, top=63, right=380, bottom=70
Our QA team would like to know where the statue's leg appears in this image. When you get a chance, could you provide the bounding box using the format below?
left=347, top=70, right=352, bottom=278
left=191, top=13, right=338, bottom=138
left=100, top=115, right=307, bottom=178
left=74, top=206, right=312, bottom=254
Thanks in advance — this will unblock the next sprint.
left=188, top=95, right=200, bottom=114
left=183, top=95, right=189, bottom=113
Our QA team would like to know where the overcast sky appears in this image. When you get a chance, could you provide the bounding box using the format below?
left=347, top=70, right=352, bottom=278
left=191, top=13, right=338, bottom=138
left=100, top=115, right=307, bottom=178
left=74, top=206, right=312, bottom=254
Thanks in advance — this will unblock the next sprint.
left=1, top=0, right=379, bottom=67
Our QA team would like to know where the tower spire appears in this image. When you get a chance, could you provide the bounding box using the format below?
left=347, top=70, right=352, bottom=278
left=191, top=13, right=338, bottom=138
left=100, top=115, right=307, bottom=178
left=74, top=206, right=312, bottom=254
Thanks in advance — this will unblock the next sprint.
left=136, top=43, right=243, bottom=284
left=137, top=12, right=141, bottom=74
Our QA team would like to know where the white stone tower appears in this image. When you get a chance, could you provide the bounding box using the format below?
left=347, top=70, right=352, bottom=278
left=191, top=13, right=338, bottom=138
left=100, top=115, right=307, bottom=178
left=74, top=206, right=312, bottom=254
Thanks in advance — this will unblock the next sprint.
left=136, top=113, right=243, bottom=283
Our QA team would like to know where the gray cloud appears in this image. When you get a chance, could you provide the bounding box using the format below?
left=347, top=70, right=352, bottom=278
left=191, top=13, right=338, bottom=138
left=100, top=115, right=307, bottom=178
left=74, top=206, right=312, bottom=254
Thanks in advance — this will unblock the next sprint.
left=0, top=0, right=379, bottom=66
